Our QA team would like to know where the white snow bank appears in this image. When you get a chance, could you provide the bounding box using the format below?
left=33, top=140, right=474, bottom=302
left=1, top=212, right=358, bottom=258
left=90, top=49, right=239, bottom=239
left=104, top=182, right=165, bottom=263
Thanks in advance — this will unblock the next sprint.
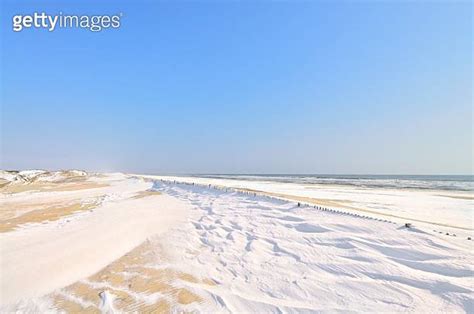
left=152, top=181, right=474, bottom=313
left=0, top=169, right=88, bottom=184
left=0, top=181, right=189, bottom=306
left=141, top=175, right=473, bottom=232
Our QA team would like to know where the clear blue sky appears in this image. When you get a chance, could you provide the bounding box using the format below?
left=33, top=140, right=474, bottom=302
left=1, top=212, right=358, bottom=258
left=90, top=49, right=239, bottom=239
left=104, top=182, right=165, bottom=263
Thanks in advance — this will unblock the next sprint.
left=1, top=1, right=472, bottom=174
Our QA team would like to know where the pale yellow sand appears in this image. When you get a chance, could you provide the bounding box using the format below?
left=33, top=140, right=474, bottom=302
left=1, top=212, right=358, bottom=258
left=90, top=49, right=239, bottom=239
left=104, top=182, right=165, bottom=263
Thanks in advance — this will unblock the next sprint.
left=436, top=194, right=474, bottom=200
left=0, top=178, right=109, bottom=232
left=0, top=201, right=98, bottom=233
left=1, top=181, right=109, bottom=194
left=132, top=190, right=162, bottom=199
left=51, top=239, right=213, bottom=312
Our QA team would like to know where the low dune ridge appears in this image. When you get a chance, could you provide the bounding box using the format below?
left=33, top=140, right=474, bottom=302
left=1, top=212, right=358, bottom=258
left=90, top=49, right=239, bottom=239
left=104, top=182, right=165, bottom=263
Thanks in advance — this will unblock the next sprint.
left=0, top=170, right=112, bottom=232
left=0, top=173, right=189, bottom=309
left=0, top=169, right=103, bottom=195
left=0, top=169, right=87, bottom=184
left=0, top=171, right=170, bottom=234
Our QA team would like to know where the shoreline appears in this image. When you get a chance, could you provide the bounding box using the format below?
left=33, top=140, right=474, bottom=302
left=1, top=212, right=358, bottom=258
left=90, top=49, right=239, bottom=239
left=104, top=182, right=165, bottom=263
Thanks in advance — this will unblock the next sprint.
left=138, top=174, right=474, bottom=233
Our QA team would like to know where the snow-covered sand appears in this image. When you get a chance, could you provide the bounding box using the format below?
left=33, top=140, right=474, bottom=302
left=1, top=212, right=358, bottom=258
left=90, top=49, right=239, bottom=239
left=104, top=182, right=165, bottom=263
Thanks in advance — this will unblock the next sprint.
left=1, top=171, right=473, bottom=312
left=0, top=172, right=188, bottom=309
left=141, top=175, right=474, bottom=235
left=145, top=181, right=473, bottom=312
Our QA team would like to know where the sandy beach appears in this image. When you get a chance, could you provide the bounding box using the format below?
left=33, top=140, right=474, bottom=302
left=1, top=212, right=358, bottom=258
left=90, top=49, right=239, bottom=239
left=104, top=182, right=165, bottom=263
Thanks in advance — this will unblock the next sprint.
left=0, top=170, right=473, bottom=312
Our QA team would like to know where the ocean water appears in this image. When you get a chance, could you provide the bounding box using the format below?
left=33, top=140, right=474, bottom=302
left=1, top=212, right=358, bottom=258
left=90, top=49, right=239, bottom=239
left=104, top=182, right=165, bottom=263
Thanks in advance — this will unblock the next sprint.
left=193, top=174, right=474, bottom=192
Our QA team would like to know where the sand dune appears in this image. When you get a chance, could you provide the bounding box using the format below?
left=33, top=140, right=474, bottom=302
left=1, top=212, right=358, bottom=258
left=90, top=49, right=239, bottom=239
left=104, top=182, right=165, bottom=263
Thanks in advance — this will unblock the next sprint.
left=0, top=172, right=188, bottom=308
